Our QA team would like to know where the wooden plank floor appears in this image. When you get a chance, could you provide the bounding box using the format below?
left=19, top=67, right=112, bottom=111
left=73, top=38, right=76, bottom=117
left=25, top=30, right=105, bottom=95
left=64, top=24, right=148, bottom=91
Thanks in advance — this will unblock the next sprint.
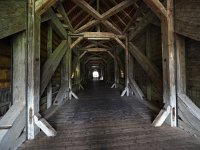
left=18, top=81, right=200, bottom=150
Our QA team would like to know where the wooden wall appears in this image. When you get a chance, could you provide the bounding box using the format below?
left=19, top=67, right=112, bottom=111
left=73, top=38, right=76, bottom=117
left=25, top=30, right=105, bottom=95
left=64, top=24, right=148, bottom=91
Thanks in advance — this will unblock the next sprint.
left=0, top=37, right=12, bottom=116
left=186, top=38, right=200, bottom=108
left=131, top=25, right=163, bottom=105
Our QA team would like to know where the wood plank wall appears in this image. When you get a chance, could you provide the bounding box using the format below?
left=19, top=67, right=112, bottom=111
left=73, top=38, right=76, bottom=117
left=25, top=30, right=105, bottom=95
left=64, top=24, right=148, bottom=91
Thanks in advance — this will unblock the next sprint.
left=185, top=38, right=200, bottom=108
left=0, top=37, right=12, bottom=116
left=131, top=25, right=163, bottom=105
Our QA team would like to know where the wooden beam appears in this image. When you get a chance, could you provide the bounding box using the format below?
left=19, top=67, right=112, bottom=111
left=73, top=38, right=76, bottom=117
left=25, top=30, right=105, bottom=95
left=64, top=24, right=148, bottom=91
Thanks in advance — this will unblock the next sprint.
left=0, top=1, right=26, bottom=39
left=27, top=0, right=41, bottom=139
left=75, top=20, right=100, bottom=33
left=109, top=0, right=132, bottom=20
left=129, top=43, right=162, bottom=92
left=121, top=37, right=129, bottom=96
left=101, top=0, right=135, bottom=20
left=116, top=55, right=124, bottom=72
left=123, top=3, right=146, bottom=33
left=83, top=48, right=108, bottom=52
left=72, top=0, right=102, bottom=19
left=46, top=23, right=53, bottom=109
left=35, top=0, right=57, bottom=16
left=70, top=37, right=84, bottom=49
left=34, top=113, right=57, bottom=136
left=47, top=8, right=68, bottom=39
left=0, top=103, right=25, bottom=150
left=41, top=40, right=68, bottom=96
left=152, top=103, right=170, bottom=127
left=129, top=11, right=156, bottom=41
left=114, top=37, right=126, bottom=49
left=74, top=14, right=90, bottom=30
left=57, top=1, right=74, bottom=32
left=82, top=32, right=125, bottom=39
left=143, top=0, right=167, bottom=19
left=161, top=0, right=177, bottom=127
left=102, top=21, right=122, bottom=35
left=178, top=93, right=200, bottom=134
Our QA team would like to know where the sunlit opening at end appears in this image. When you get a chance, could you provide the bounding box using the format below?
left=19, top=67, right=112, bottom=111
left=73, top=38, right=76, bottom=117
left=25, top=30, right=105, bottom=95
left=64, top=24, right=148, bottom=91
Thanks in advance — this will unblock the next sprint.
left=92, top=71, right=99, bottom=78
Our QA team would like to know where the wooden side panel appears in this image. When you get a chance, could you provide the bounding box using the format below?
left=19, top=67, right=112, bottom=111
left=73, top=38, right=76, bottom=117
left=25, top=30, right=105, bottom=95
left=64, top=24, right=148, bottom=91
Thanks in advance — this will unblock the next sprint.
left=185, top=38, right=200, bottom=107
left=131, top=25, right=163, bottom=105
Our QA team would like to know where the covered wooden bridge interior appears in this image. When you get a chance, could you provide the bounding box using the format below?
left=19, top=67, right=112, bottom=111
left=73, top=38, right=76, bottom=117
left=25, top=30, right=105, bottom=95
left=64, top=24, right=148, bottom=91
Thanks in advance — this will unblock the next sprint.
left=0, top=0, right=200, bottom=149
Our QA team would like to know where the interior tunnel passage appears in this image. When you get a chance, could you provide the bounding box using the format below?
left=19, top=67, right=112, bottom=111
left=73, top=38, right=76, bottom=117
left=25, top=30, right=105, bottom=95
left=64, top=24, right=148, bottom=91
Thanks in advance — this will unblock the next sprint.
left=1, top=0, right=200, bottom=149
left=18, top=81, right=200, bottom=150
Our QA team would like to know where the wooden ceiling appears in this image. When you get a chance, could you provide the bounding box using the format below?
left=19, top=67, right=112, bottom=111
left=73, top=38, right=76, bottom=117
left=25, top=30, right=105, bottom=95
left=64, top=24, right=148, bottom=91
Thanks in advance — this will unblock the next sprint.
left=51, top=0, right=151, bottom=67
left=55, top=0, right=149, bottom=34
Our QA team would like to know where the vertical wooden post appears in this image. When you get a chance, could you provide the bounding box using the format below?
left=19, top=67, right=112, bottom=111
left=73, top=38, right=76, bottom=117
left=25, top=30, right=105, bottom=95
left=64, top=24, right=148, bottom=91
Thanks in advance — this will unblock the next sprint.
left=121, top=36, right=129, bottom=96
left=12, top=32, right=26, bottom=104
left=68, top=37, right=72, bottom=99
left=46, top=22, right=52, bottom=109
left=161, top=0, right=177, bottom=127
left=146, top=28, right=152, bottom=101
left=27, top=0, right=41, bottom=139
left=176, top=35, right=186, bottom=94
left=125, top=36, right=129, bottom=96
left=111, top=48, right=119, bottom=88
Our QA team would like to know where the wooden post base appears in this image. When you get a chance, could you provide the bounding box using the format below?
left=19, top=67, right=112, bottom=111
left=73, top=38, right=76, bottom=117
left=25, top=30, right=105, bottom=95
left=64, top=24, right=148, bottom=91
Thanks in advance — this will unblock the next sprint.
left=121, top=87, right=130, bottom=97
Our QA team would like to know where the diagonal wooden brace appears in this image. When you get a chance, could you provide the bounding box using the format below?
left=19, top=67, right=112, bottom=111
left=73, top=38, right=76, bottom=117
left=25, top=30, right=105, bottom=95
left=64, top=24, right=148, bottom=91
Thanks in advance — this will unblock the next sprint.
left=34, top=113, right=57, bottom=137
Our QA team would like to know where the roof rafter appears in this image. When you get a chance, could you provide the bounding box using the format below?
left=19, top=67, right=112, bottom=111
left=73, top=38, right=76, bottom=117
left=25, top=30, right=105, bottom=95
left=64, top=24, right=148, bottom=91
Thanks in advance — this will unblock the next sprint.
left=72, top=0, right=134, bottom=34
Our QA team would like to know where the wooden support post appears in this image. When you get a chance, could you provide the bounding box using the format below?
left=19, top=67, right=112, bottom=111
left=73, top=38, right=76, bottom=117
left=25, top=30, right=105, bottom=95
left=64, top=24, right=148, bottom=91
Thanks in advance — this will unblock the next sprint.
left=151, top=0, right=177, bottom=127
left=46, top=23, right=53, bottom=109
left=111, top=48, right=119, bottom=88
left=27, top=0, right=41, bottom=139
left=68, top=37, right=79, bottom=99
left=146, top=29, right=152, bottom=101
left=121, top=37, right=130, bottom=96
left=162, top=0, right=177, bottom=127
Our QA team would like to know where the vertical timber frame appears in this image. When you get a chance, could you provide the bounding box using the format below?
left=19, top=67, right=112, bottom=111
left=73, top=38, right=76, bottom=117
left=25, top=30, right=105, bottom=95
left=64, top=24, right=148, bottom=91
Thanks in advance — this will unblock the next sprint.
left=27, top=0, right=41, bottom=139
left=68, top=36, right=79, bottom=99
left=121, top=36, right=130, bottom=96
left=111, top=47, right=119, bottom=88
left=46, top=22, right=53, bottom=109
left=143, top=0, right=177, bottom=127
left=27, top=0, right=57, bottom=140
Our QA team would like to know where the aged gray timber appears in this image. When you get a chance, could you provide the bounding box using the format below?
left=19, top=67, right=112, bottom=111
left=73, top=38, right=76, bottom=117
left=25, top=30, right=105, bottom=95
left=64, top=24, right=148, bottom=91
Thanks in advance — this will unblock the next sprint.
left=27, top=0, right=41, bottom=139
left=0, top=1, right=26, bottom=39
left=41, top=40, right=68, bottom=96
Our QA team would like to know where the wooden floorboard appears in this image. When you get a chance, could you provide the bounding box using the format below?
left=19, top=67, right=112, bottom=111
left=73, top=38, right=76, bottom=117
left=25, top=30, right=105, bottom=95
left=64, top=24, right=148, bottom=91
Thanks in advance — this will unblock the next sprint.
left=18, top=81, right=200, bottom=150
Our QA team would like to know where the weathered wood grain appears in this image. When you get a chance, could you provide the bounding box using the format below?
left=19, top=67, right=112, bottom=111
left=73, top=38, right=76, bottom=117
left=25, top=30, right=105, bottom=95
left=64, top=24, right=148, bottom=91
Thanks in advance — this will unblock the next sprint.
left=0, top=0, right=26, bottom=39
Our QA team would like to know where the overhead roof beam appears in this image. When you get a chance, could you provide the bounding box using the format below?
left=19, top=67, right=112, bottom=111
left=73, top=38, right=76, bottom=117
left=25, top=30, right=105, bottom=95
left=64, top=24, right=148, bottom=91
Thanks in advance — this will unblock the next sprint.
left=143, top=0, right=167, bottom=19
left=56, top=1, right=74, bottom=32
left=101, top=0, right=136, bottom=20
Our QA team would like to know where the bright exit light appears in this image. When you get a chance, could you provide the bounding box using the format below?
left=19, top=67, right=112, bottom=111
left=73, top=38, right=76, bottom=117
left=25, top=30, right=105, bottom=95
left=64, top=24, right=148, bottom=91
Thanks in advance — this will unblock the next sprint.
left=92, top=71, right=99, bottom=78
